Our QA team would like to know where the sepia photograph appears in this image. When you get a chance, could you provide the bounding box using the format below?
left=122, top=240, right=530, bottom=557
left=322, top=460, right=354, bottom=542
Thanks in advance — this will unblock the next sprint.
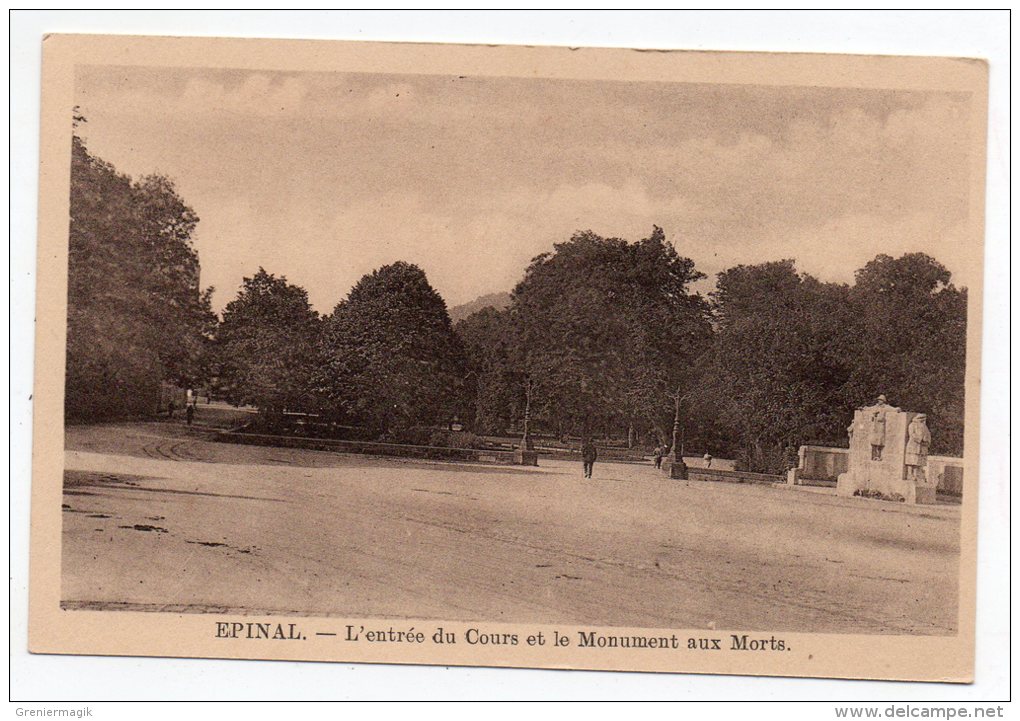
left=25, top=31, right=991, bottom=684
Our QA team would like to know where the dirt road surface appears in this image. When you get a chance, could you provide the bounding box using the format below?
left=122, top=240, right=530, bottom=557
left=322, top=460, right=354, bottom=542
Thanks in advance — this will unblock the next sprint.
left=62, top=423, right=960, bottom=635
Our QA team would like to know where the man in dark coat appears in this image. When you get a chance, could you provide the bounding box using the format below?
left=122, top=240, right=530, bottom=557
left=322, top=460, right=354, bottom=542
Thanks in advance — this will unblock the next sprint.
left=581, top=438, right=597, bottom=478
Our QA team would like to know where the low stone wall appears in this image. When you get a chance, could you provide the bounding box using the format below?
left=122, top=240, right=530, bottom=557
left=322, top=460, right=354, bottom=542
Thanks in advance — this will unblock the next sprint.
left=794, top=445, right=849, bottom=484
left=928, top=455, right=964, bottom=497
left=536, top=447, right=651, bottom=464
left=215, top=430, right=535, bottom=466
left=659, top=461, right=782, bottom=485
left=686, top=467, right=785, bottom=485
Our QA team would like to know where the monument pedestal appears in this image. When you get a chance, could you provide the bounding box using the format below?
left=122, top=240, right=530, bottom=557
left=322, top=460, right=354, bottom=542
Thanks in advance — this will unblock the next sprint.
left=836, top=474, right=935, bottom=504
left=913, top=484, right=937, bottom=505
left=661, top=457, right=687, bottom=480
left=512, top=449, right=538, bottom=466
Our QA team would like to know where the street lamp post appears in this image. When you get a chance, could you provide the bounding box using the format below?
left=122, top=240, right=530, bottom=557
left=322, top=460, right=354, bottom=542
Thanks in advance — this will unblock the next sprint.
left=663, top=385, right=688, bottom=480
left=521, top=378, right=534, bottom=451
left=513, top=375, right=538, bottom=466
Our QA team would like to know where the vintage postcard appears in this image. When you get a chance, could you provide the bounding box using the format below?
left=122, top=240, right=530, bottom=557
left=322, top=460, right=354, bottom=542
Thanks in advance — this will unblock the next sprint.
left=29, top=34, right=988, bottom=682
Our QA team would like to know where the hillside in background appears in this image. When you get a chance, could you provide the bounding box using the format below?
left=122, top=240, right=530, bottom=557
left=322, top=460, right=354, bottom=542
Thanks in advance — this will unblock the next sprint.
left=448, top=291, right=512, bottom=323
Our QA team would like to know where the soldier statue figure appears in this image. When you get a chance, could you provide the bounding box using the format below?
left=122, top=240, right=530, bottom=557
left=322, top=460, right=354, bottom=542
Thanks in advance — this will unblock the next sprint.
left=905, top=413, right=931, bottom=483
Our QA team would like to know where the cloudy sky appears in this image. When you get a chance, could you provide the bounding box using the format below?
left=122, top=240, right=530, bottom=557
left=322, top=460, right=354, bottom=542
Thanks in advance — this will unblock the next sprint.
left=74, top=65, right=975, bottom=313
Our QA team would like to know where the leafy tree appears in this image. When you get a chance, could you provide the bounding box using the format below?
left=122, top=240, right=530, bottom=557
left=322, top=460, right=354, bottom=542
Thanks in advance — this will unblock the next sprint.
left=65, top=134, right=214, bottom=421
left=132, top=173, right=217, bottom=385
left=316, top=262, right=467, bottom=434
left=695, top=253, right=967, bottom=471
left=215, top=269, right=321, bottom=425
left=455, top=306, right=523, bottom=434
left=696, top=260, right=852, bottom=471
left=510, top=228, right=711, bottom=440
left=840, top=253, right=967, bottom=455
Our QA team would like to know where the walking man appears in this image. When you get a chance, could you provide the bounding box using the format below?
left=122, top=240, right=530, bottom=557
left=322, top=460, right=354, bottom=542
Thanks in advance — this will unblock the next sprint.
left=581, top=438, right=598, bottom=478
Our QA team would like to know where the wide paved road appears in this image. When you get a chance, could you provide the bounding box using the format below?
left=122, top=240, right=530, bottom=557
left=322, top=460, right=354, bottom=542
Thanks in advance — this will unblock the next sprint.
left=62, top=423, right=960, bottom=635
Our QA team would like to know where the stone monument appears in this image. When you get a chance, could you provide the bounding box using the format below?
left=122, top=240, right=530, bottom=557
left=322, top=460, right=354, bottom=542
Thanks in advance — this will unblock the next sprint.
left=836, top=395, right=936, bottom=504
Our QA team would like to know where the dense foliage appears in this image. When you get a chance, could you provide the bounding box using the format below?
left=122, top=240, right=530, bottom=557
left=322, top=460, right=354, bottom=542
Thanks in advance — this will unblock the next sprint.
left=505, top=228, right=711, bottom=441
left=214, top=268, right=321, bottom=427
left=315, top=262, right=467, bottom=433
left=455, top=306, right=521, bottom=434
left=693, top=254, right=966, bottom=471
left=66, top=135, right=214, bottom=421
left=842, top=253, right=967, bottom=457
left=66, top=134, right=968, bottom=462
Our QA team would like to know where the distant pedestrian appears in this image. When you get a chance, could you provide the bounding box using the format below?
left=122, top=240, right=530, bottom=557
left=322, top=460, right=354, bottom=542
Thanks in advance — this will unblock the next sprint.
left=703, top=453, right=713, bottom=469
left=653, top=445, right=663, bottom=469
left=186, top=403, right=195, bottom=426
left=167, top=400, right=176, bottom=420
left=581, top=438, right=598, bottom=478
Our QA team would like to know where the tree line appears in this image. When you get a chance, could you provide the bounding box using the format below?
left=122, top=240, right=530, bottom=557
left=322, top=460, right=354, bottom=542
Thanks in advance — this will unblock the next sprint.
left=66, top=135, right=967, bottom=471
left=66, top=133, right=215, bottom=421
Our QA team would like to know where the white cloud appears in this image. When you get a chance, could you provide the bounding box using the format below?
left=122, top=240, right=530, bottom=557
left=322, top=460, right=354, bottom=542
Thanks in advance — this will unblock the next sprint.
left=76, top=67, right=978, bottom=313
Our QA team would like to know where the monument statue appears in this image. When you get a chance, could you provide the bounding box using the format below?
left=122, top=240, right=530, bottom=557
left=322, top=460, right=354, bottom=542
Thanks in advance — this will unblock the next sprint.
left=868, top=410, right=886, bottom=460
left=837, top=394, right=935, bottom=504
left=866, top=394, right=899, bottom=460
left=904, top=414, right=931, bottom=482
